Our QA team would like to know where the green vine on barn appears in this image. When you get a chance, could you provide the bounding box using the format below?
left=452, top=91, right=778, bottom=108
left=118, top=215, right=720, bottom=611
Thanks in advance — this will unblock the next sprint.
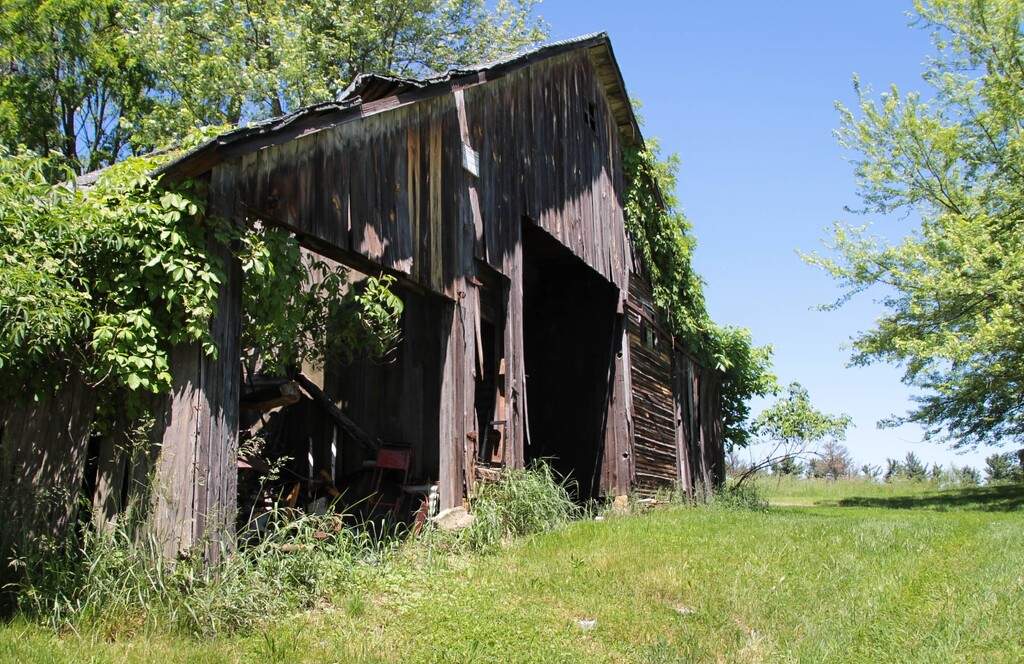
left=622, top=142, right=777, bottom=448
left=0, top=146, right=403, bottom=426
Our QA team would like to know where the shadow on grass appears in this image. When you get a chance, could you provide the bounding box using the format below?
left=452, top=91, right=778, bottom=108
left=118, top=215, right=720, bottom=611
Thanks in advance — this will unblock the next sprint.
left=837, top=484, right=1024, bottom=512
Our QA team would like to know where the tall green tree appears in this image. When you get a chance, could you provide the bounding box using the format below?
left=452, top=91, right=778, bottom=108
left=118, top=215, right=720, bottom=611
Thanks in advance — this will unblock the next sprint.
left=129, top=0, right=547, bottom=146
left=0, top=0, right=153, bottom=172
left=984, top=450, right=1024, bottom=482
left=0, top=0, right=546, bottom=169
left=809, top=0, right=1024, bottom=450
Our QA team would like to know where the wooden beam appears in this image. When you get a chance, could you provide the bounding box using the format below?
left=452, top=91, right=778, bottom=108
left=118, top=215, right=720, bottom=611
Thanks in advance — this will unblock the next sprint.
left=294, top=372, right=379, bottom=455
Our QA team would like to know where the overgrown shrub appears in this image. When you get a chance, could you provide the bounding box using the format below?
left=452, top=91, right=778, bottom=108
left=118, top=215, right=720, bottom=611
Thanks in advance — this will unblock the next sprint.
left=9, top=464, right=584, bottom=635
left=9, top=508, right=394, bottom=637
left=711, top=483, right=769, bottom=512
left=464, top=461, right=580, bottom=551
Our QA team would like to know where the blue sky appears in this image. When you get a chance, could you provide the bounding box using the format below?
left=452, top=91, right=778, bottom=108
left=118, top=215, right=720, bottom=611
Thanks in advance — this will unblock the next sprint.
left=538, top=0, right=992, bottom=470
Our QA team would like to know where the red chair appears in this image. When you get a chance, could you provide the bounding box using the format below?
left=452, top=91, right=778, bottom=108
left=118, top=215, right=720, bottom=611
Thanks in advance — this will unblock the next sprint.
left=371, top=442, right=414, bottom=514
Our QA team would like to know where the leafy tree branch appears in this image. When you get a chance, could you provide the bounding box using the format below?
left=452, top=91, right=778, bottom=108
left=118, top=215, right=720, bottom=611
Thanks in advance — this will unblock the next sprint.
left=807, top=0, right=1024, bottom=450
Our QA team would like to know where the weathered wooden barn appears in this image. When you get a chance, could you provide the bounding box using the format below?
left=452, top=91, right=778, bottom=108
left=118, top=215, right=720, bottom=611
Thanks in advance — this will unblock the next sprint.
left=144, top=32, right=725, bottom=556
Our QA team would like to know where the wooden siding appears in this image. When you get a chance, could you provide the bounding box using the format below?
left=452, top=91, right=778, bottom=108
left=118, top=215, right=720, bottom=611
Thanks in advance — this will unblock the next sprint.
left=468, top=53, right=629, bottom=289
left=675, top=353, right=726, bottom=493
left=627, top=275, right=679, bottom=491
left=627, top=273, right=725, bottom=495
left=222, top=51, right=628, bottom=297
left=0, top=373, right=96, bottom=564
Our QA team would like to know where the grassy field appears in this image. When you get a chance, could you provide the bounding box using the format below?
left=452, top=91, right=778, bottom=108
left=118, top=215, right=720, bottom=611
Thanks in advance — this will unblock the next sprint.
left=756, top=475, right=1024, bottom=510
left=2, top=480, right=1023, bottom=662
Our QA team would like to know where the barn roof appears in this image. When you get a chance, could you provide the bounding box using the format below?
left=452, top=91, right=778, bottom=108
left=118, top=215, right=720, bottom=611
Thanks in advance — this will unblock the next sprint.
left=155, top=32, right=642, bottom=182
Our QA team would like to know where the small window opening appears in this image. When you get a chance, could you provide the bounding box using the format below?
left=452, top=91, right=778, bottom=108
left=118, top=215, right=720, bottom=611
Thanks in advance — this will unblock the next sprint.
left=642, top=322, right=658, bottom=349
left=584, top=98, right=598, bottom=134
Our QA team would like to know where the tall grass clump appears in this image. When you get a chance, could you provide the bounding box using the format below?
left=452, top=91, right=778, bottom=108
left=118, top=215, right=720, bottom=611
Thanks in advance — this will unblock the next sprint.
left=465, top=461, right=580, bottom=550
left=8, top=508, right=395, bottom=637
left=718, top=483, right=769, bottom=511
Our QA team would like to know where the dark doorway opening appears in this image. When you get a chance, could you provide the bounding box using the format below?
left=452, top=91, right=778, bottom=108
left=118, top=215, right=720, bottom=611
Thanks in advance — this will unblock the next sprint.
left=521, top=222, right=619, bottom=500
left=473, top=266, right=508, bottom=466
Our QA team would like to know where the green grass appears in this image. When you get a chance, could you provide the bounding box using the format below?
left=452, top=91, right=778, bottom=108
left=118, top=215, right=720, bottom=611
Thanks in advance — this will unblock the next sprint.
left=757, top=475, right=1024, bottom=511
left=755, top=475, right=926, bottom=504
left=3, top=481, right=1024, bottom=662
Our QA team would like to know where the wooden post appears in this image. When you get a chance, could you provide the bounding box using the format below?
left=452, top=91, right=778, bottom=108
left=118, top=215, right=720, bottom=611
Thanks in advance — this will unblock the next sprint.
left=148, top=166, right=242, bottom=563
left=673, top=352, right=693, bottom=501
left=602, top=310, right=633, bottom=498
left=438, top=299, right=463, bottom=509
left=503, top=228, right=526, bottom=469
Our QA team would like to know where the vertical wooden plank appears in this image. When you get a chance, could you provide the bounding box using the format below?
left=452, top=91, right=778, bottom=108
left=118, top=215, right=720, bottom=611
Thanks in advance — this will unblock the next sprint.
left=620, top=307, right=637, bottom=492
left=274, top=140, right=301, bottom=227
left=692, top=366, right=711, bottom=491
left=247, top=149, right=266, bottom=219
left=674, top=351, right=693, bottom=500
left=361, top=128, right=385, bottom=262
left=378, top=126, right=396, bottom=269
left=0, top=373, right=96, bottom=567
left=454, top=88, right=485, bottom=277
left=393, top=127, right=413, bottom=274
left=407, top=124, right=422, bottom=282
left=340, top=130, right=353, bottom=251
left=237, top=151, right=257, bottom=223
left=348, top=130, right=367, bottom=259
left=298, top=134, right=317, bottom=233
left=316, top=130, right=346, bottom=250
left=601, top=308, right=632, bottom=499
left=202, top=165, right=242, bottom=562
left=444, top=107, right=463, bottom=295
left=702, top=368, right=725, bottom=487
left=685, top=358, right=699, bottom=493
left=503, top=224, right=526, bottom=468
left=149, top=343, right=202, bottom=560
left=461, top=291, right=478, bottom=500
left=428, top=117, right=444, bottom=293
left=438, top=299, right=454, bottom=509
left=438, top=296, right=469, bottom=509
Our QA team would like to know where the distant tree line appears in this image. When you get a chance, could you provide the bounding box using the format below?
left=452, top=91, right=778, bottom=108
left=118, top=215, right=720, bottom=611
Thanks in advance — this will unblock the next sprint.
left=729, top=443, right=1024, bottom=488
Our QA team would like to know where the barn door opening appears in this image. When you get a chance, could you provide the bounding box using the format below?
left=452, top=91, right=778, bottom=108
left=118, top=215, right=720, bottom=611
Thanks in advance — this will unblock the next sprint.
left=521, top=223, right=618, bottom=500
left=474, top=266, right=508, bottom=468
